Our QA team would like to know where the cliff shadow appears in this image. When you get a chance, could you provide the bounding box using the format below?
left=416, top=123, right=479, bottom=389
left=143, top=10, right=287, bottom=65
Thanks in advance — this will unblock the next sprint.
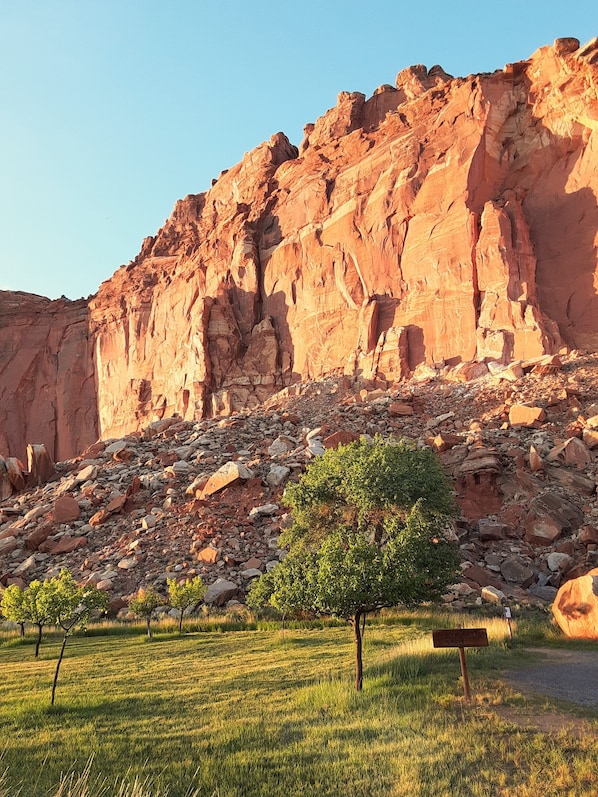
left=466, top=62, right=598, bottom=354
left=212, top=284, right=299, bottom=394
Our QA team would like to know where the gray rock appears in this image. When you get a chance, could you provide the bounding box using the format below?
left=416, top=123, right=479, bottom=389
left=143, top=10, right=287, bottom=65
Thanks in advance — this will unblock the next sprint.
left=266, top=465, right=290, bottom=487
left=528, top=584, right=558, bottom=601
left=240, top=568, right=262, bottom=579
left=105, top=440, right=128, bottom=455
left=546, top=552, right=574, bottom=572
left=204, top=579, right=240, bottom=606
left=13, top=554, right=37, bottom=575
left=268, top=437, right=293, bottom=457
left=248, top=503, right=279, bottom=519
left=307, top=439, right=325, bottom=457
left=500, top=557, right=534, bottom=586
left=478, top=518, right=507, bottom=541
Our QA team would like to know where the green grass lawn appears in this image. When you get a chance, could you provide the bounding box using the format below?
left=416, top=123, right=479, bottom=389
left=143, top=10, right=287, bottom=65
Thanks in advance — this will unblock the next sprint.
left=0, top=612, right=596, bottom=797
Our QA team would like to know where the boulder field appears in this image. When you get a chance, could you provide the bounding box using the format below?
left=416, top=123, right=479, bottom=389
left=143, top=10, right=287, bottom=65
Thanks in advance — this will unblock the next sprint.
left=1, top=352, right=598, bottom=634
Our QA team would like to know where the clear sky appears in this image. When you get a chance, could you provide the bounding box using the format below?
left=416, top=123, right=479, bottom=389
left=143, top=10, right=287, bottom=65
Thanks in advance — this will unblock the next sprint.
left=0, top=1, right=595, bottom=300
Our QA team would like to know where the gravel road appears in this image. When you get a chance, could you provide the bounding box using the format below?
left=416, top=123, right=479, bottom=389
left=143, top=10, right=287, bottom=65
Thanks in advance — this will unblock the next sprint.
left=505, top=649, right=598, bottom=709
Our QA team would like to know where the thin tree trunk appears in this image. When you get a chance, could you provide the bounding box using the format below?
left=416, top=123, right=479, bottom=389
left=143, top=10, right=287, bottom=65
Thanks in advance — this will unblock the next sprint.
left=35, top=624, right=42, bottom=658
left=353, top=611, right=363, bottom=691
left=146, top=617, right=152, bottom=640
left=19, top=622, right=25, bottom=638
left=178, top=609, right=183, bottom=635
left=51, top=633, right=69, bottom=706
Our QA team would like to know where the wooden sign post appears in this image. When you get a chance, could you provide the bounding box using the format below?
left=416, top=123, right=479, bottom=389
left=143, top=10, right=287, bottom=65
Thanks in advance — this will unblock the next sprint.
left=432, top=628, right=489, bottom=701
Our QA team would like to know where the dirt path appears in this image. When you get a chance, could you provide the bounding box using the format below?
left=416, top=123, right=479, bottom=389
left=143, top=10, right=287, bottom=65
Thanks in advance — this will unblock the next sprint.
left=493, top=648, right=598, bottom=735
left=504, top=648, right=598, bottom=709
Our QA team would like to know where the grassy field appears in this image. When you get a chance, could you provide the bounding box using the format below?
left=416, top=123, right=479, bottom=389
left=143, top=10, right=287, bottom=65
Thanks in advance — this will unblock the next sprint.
left=0, top=611, right=596, bottom=797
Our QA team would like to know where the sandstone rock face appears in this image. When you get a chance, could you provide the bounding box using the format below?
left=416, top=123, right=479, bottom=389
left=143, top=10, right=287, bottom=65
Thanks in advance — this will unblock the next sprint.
left=0, top=293, right=97, bottom=461
left=1, top=39, right=598, bottom=457
left=77, top=38, right=598, bottom=442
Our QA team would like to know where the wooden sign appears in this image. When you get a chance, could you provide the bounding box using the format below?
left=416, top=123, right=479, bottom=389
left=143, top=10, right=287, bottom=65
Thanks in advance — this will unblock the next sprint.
left=432, top=628, right=488, bottom=649
left=432, top=627, right=488, bottom=701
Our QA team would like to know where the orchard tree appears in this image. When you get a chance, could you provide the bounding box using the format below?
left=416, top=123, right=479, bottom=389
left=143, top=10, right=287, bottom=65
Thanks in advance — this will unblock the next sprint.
left=0, top=584, right=27, bottom=637
left=12, top=578, right=58, bottom=658
left=167, top=576, right=206, bottom=634
left=129, top=588, right=163, bottom=640
left=248, top=436, right=459, bottom=690
left=24, top=579, right=57, bottom=657
left=44, top=569, right=108, bottom=705
left=1, top=580, right=56, bottom=654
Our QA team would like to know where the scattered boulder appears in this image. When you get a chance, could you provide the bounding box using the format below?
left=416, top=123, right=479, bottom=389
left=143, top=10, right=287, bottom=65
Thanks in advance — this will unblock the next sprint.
left=41, top=535, right=87, bottom=555
left=266, top=464, right=290, bottom=487
left=500, top=557, right=535, bottom=586
left=200, top=462, right=253, bottom=498
left=481, top=585, right=505, bottom=604
left=579, top=525, right=598, bottom=545
left=525, top=515, right=563, bottom=546
left=25, top=524, right=54, bottom=551
left=509, top=405, right=546, bottom=427
left=546, top=552, right=574, bottom=573
left=249, top=503, right=279, bottom=519
left=53, top=496, right=81, bottom=523
left=528, top=493, right=584, bottom=532
left=204, top=579, right=240, bottom=606
left=478, top=518, right=507, bottom=541
left=197, top=546, right=219, bottom=564
left=27, top=443, right=56, bottom=486
left=552, top=567, right=598, bottom=639
left=388, top=402, right=413, bottom=416
left=546, top=437, right=592, bottom=469
left=76, top=464, right=98, bottom=483
left=323, top=431, right=360, bottom=449
left=544, top=467, right=595, bottom=496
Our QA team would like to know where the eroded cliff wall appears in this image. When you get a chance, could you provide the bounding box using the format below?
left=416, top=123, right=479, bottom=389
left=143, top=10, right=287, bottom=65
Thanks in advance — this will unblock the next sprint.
left=0, top=293, right=97, bottom=462
left=2, top=37, right=598, bottom=457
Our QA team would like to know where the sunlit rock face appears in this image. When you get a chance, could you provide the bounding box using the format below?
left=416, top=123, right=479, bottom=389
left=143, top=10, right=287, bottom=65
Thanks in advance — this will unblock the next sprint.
left=2, top=38, right=598, bottom=456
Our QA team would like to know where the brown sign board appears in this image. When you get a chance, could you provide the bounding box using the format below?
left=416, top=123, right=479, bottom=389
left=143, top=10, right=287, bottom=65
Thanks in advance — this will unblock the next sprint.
left=432, top=628, right=489, bottom=649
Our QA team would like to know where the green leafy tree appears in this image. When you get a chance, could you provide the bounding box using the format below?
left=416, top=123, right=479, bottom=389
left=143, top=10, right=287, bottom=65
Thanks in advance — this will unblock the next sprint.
left=129, top=588, right=163, bottom=640
left=248, top=437, right=459, bottom=690
left=0, top=584, right=27, bottom=638
left=22, top=579, right=56, bottom=657
left=43, top=569, right=108, bottom=705
left=167, top=576, right=206, bottom=634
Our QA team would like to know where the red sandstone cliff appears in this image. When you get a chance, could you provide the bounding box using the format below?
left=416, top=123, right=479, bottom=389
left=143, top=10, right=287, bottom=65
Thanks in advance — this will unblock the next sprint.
left=1, top=37, right=598, bottom=457
left=0, top=292, right=98, bottom=461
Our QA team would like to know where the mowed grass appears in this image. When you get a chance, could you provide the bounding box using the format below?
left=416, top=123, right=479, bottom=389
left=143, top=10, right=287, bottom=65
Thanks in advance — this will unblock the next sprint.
left=0, top=612, right=596, bottom=797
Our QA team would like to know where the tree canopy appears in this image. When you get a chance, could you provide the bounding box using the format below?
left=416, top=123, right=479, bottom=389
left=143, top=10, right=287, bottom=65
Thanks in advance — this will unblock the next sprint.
left=248, top=436, right=459, bottom=689
left=167, top=576, right=206, bottom=634
left=129, top=588, right=164, bottom=639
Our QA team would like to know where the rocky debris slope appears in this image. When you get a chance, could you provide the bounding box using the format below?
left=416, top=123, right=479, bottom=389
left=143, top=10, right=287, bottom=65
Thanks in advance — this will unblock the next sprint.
left=1, top=352, right=597, bottom=616
left=1, top=38, right=598, bottom=460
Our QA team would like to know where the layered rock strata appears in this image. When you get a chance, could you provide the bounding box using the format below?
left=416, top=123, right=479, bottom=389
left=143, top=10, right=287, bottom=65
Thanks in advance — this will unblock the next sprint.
left=1, top=38, right=598, bottom=458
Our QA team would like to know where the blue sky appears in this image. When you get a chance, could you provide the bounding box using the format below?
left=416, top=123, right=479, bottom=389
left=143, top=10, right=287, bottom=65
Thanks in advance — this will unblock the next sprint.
left=0, top=1, right=596, bottom=300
